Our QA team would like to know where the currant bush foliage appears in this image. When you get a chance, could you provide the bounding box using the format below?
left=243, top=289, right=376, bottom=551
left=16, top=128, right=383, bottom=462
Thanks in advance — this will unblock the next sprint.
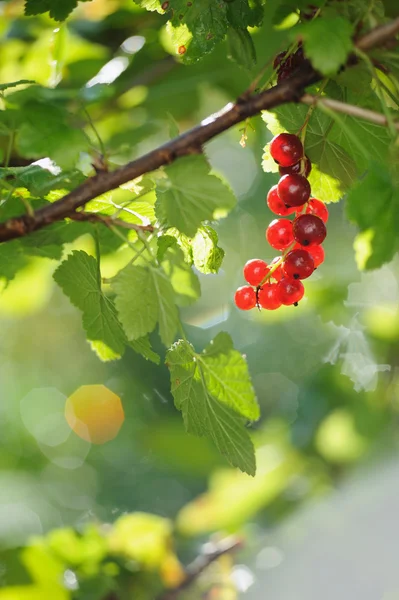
left=1, top=0, right=397, bottom=475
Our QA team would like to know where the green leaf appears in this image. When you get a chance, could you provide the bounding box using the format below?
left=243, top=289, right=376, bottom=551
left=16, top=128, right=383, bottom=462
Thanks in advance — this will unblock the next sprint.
left=165, top=1, right=229, bottom=63
left=166, top=338, right=256, bottom=475
left=155, top=155, right=236, bottom=236
left=346, top=163, right=399, bottom=269
left=112, top=265, right=159, bottom=341
left=226, top=0, right=263, bottom=28
left=112, top=264, right=179, bottom=347
left=192, top=226, right=225, bottom=274
left=0, top=241, right=28, bottom=282
left=262, top=102, right=357, bottom=201
left=24, top=0, right=92, bottom=20
left=161, top=245, right=201, bottom=307
left=15, top=102, right=88, bottom=170
left=226, top=28, right=256, bottom=71
left=53, top=251, right=126, bottom=361
left=296, top=17, right=354, bottom=76
left=129, top=336, right=160, bottom=365
left=0, top=165, right=85, bottom=197
left=198, top=332, right=260, bottom=421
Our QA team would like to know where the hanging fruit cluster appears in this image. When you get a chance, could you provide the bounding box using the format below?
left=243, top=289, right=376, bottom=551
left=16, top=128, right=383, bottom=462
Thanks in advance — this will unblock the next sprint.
left=235, top=133, right=327, bottom=312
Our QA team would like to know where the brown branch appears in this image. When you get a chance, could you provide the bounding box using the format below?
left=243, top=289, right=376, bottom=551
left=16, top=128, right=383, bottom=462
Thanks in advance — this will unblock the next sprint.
left=301, top=93, right=399, bottom=130
left=0, top=17, right=398, bottom=244
left=157, top=537, right=243, bottom=600
left=69, top=211, right=154, bottom=232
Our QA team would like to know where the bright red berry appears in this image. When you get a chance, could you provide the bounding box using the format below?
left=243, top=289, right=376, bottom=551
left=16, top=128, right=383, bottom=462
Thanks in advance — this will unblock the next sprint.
left=267, top=185, right=296, bottom=216
left=294, top=243, right=325, bottom=267
left=293, top=214, right=326, bottom=246
left=270, top=133, right=304, bottom=167
left=234, top=286, right=256, bottom=310
left=243, top=259, right=269, bottom=286
left=302, top=198, right=329, bottom=223
left=279, top=156, right=311, bottom=178
left=266, top=219, right=294, bottom=251
left=283, top=249, right=314, bottom=280
left=257, top=283, right=282, bottom=310
left=269, top=256, right=284, bottom=281
left=277, top=174, right=311, bottom=207
left=277, top=277, right=305, bottom=305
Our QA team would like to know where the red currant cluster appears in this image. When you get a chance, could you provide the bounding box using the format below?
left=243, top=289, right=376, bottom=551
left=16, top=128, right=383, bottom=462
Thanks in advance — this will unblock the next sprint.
left=235, top=133, right=327, bottom=312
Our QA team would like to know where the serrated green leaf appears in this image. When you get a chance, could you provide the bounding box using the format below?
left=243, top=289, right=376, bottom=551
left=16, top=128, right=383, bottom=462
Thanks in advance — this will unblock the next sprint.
left=226, top=28, right=256, bottom=71
left=166, top=338, right=256, bottom=475
left=155, top=155, right=236, bottom=236
left=0, top=241, right=28, bottom=282
left=112, top=265, right=158, bottom=341
left=53, top=251, right=126, bottom=361
left=161, top=245, right=200, bottom=307
left=0, top=165, right=85, bottom=197
left=262, top=103, right=357, bottom=201
left=296, top=17, right=354, bottom=76
left=112, top=264, right=178, bottom=347
left=157, top=235, right=178, bottom=262
left=24, top=0, right=92, bottom=20
left=149, top=267, right=179, bottom=347
left=346, top=163, right=399, bottom=269
left=226, top=0, right=263, bottom=28
left=198, top=332, right=260, bottom=421
left=165, top=1, right=228, bottom=64
left=192, top=226, right=225, bottom=274
left=15, top=102, right=88, bottom=170
left=129, top=337, right=160, bottom=365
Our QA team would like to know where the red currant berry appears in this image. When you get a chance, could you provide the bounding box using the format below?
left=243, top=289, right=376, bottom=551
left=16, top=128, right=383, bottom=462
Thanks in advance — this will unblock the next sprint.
left=277, top=174, right=311, bottom=207
left=270, top=133, right=304, bottom=167
left=279, top=156, right=311, bottom=178
left=303, top=198, right=329, bottom=223
left=234, top=286, right=256, bottom=310
left=243, top=259, right=269, bottom=286
left=258, top=283, right=282, bottom=310
left=266, top=219, right=294, bottom=251
left=270, top=256, right=284, bottom=281
left=277, top=277, right=305, bottom=305
left=293, top=214, right=326, bottom=246
left=267, top=185, right=296, bottom=216
left=283, top=249, right=314, bottom=280
left=294, top=243, right=325, bottom=267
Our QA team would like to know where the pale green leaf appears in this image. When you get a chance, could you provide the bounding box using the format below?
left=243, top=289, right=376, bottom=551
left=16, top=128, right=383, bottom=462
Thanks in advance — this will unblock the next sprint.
left=161, top=245, right=201, bottom=307
left=166, top=338, right=256, bottom=475
left=129, top=336, right=160, bottom=365
left=155, top=155, right=236, bottom=236
left=149, top=267, right=179, bottom=347
left=192, top=226, right=225, bottom=274
left=53, top=251, right=126, bottom=360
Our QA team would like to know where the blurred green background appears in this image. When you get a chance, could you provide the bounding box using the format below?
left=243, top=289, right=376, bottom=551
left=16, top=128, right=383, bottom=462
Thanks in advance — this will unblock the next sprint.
left=1, top=1, right=399, bottom=598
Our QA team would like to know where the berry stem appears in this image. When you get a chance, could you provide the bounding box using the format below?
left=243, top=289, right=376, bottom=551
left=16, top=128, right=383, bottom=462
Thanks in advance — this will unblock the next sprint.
left=257, top=241, right=296, bottom=288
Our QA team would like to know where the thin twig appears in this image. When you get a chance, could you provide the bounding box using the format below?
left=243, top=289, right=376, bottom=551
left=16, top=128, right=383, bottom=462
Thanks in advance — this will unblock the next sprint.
left=301, top=93, right=399, bottom=131
left=0, top=17, right=398, bottom=244
left=157, top=537, right=243, bottom=600
left=69, top=211, right=154, bottom=232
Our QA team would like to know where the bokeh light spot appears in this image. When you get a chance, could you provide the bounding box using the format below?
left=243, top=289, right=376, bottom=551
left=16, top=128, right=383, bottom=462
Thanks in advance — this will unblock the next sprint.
left=65, top=385, right=125, bottom=445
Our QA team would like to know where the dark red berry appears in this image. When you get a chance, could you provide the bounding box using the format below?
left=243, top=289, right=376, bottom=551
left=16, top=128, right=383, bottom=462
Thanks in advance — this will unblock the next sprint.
left=277, top=67, right=292, bottom=83
left=303, top=198, right=329, bottom=223
left=293, top=214, right=326, bottom=246
left=283, top=249, right=314, bottom=280
left=234, top=286, right=256, bottom=310
left=258, top=283, right=282, bottom=310
left=269, top=256, right=284, bottom=281
left=243, top=259, right=269, bottom=286
left=277, top=277, right=305, bottom=305
left=294, top=243, right=325, bottom=267
left=277, top=174, right=311, bottom=207
left=279, top=156, right=311, bottom=178
left=270, top=133, right=304, bottom=167
left=266, top=218, right=294, bottom=251
left=267, top=185, right=296, bottom=216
